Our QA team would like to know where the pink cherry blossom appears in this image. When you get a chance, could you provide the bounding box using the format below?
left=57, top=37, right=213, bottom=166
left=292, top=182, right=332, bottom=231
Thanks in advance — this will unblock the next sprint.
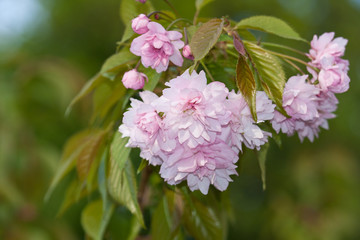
left=182, top=45, right=194, bottom=60
left=159, top=139, right=238, bottom=194
left=131, top=14, right=150, bottom=34
left=121, top=69, right=148, bottom=90
left=308, top=32, right=348, bottom=66
left=271, top=75, right=320, bottom=139
left=317, top=61, right=350, bottom=93
left=155, top=70, right=231, bottom=149
left=119, top=91, right=176, bottom=165
left=307, top=32, right=350, bottom=94
left=135, top=0, right=146, bottom=3
left=226, top=91, right=275, bottom=151
left=130, top=22, right=184, bottom=73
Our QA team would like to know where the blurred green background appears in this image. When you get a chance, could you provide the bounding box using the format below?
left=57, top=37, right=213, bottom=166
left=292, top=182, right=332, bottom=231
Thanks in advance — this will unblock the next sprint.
left=0, top=0, right=359, bottom=239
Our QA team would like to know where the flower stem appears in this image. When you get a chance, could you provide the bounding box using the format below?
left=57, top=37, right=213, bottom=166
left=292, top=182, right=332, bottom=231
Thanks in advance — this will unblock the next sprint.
left=200, top=60, right=215, bottom=82
left=262, top=48, right=318, bottom=71
left=283, top=58, right=305, bottom=75
left=147, top=11, right=175, bottom=21
left=166, top=18, right=192, bottom=30
left=261, top=42, right=306, bottom=56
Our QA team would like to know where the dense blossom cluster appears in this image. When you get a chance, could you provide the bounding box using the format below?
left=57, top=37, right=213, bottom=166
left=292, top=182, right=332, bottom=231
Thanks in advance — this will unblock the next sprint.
left=119, top=70, right=274, bottom=194
left=119, top=16, right=350, bottom=193
left=271, top=32, right=349, bottom=141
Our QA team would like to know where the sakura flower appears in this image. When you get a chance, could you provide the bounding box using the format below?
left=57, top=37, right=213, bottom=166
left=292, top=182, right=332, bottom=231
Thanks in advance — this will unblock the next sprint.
left=135, top=0, right=146, bottom=3
left=119, top=91, right=175, bottom=165
left=155, top=69, right=231, bottom=148
left=296, top=91, right=338, bottom=142
left=226, top=91, right=275, bottom=151
left=122, top=69, right=148, bottom=90
left=130, top=22, right=184, bottom=73
left=159, top=139, right=238, bottom=194
left=131, top=14, right=150, bottom=34
left=308, top=32, right=348, bottom=66
left=271, top=75, right=324, bottom=142
left=317, top=61, right=350, bottom=93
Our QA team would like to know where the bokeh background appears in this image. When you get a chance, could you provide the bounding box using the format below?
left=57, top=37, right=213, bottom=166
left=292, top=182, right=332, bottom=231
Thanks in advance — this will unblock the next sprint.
left=0, top=0, right=359, bottom=239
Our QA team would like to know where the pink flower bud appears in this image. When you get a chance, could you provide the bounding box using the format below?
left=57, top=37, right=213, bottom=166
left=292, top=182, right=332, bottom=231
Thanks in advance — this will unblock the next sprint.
left=182, top=45, right=194, bottom=60
left=122, top=69, right=148, bottom=90
left=136, top=0, right=146, bottom=3
left=131, top=14, right=150, bottom=34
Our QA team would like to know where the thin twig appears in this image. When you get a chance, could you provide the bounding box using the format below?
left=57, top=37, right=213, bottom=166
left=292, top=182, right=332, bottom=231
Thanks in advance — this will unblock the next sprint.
left=262, top=48, right=318, bottom=71
left=261, top=42, right=306, bottom=56
left=283, top=58, right=305, bottom=75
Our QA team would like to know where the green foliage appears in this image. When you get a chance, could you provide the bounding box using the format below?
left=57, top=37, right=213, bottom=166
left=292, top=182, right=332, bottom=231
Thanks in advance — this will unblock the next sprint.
left=236, top=15, right=306, bottom=41
left=151, top=191, right=183, bottom=240
left=120, top=0, right=154, bottom=25
left=190, top=18, right=224, bottom=61
left=108, top=136, right=145, bottom=227
left=100, top=48, right=137, bottom=80
left=256, top=142, right=270, bottom=190
left=236, top=55, right=257, bottom=122
left=195, top=0, right=215, bottom=12
left=183, top=194, right=223, bottom=240
left=45, top=129, right=106, bottom=200
left=244, top=41, right=288, bottom=116
left=81, top=199, right=115, bottom=240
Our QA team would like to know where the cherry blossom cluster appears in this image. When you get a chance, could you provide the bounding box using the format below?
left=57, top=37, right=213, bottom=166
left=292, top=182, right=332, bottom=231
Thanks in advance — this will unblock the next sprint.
left=119, top=70, right=275, bottom=194
left=122, top=14, right=195, bottom=90
left=271, top=32, right=349, bottom=141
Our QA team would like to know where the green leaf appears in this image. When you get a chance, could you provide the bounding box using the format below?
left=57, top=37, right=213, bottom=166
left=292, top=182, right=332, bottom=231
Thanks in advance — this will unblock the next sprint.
left=236, top=15, right=306, bottom=41
left=244, top=41, right=287, bottom=115
left=190, top=18, right=224, bottom=61
left=76, top=130, right=106, bottom=181
left=57, top=178, right=92, bottom=216
left=237, top=29, right=256, bottom=41
left=137, top=159, right=148, bottom=174
left=142, top=67, right=162, bottom=91
left=100, top=48, right=137, bottom=80
left=110, top=132, right=131, bottom=174
left=45, top=129, right=103, bottom=201
left=120, top=0, right=154, bottom=25
left=236, top=55, right=257, bottom=122
left=151, top=191, right=183, bottom=240
left=183, top=196, right=223, bottom=240
left=92, top=80, right=127, bottom=120
left=81, top=199, right=115, bottom=240
left=108, top=159, right=145, bottom=227
left=195, top=0, right=214, bottom=12
left=256, top=142, right=270, bottom=190
left=65, top=74, right=107, bottom=116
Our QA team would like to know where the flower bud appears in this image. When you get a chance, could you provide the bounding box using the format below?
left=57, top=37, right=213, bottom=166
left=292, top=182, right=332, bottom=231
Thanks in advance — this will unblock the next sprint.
left=182, top=45, right=194, bottom=60
left=122, top=69, right=148, bottom=90
left=136, top=0, right=146, bottom=3
left=131, top=14, right=150, bottom=34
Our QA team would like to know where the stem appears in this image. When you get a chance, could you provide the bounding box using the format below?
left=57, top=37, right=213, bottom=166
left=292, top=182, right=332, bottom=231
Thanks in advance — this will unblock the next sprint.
left=263, top=49, right=318, bottom=71
left=200, top=60, right=215, bottom=82
left=147, top=11, right=175, bottom=21
left=283, top=58, right=305, bottom=75
left=163, top=0, right=180, bottom=17
left=226, top=49, right=240, bottom=59
left=135, top=59, right=141, bottom=69
left=261, top=42, right=306, bottom=56
left=166, top=18, right=192, bottom=30
left=193, top=10, right=200, bottom=25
